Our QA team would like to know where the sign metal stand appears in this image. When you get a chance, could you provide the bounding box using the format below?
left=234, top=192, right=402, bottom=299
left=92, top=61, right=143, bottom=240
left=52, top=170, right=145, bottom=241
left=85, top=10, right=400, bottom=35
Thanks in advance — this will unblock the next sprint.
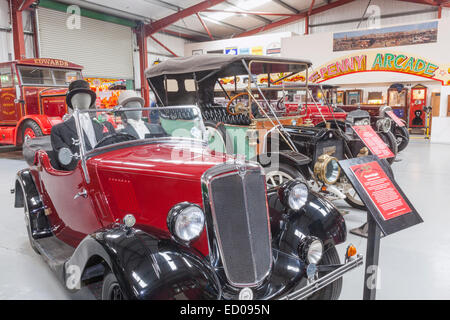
left=339, top=155, right=423, bottom=300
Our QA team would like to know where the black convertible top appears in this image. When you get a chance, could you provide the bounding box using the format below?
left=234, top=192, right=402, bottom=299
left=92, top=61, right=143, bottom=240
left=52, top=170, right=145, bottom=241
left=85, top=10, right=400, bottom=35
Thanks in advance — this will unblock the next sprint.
left=145, top=54, right=312, bottom=78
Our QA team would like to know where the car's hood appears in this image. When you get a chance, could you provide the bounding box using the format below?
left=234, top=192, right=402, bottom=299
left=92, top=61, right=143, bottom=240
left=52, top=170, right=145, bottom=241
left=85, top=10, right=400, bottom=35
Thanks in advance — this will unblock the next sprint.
left=89, top=140, right=232, bottom=180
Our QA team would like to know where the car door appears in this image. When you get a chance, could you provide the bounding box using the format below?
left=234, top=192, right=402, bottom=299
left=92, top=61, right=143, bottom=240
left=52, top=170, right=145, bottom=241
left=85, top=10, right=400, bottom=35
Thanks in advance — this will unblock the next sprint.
left=38, top=153, right=103, bottom=247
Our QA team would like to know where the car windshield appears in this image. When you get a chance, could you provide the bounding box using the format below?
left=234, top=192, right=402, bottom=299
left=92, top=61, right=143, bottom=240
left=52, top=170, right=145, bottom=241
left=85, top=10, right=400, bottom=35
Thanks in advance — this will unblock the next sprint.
left=18, top=66, right=82, bottom=86
left=72, top=106, right=207, bottom=155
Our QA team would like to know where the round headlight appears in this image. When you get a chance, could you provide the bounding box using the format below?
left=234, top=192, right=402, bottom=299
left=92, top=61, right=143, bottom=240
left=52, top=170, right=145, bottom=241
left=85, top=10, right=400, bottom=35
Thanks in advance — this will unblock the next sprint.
left=288, top=183, right=309, bottom=210
left=299, top=237, right=323, bottom=265
left=167, top=203, right=205, bottom=242
left=377, top=118, right=391, bottom=133
left=307, top=239, right=323, bottom=264
left=314, top=154, right=341, bottom=185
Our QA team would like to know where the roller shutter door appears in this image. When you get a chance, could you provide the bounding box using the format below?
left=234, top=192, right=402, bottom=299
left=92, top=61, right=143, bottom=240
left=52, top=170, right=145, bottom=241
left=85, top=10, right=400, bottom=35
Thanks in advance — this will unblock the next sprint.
left=37, top=8, right=133, bottom=79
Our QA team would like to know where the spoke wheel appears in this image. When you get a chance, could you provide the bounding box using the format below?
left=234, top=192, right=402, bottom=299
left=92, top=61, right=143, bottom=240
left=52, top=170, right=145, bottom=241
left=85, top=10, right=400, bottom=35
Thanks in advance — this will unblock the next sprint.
left=264, top=163, right=302, bottom=189
left=266, top=171, right=294, bottom=188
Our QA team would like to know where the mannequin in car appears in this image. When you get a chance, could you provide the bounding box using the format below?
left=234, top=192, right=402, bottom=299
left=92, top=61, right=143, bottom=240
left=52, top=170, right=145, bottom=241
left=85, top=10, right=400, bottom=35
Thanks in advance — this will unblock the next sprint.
left=51, top=80, right=115, bottom=170
left=118, top=90, right=166, bottom=139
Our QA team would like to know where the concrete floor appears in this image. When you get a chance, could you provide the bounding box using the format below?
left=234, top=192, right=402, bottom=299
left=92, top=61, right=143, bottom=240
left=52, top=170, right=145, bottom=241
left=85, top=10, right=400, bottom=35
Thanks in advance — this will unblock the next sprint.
left=0, top=140, right=449, bottom=300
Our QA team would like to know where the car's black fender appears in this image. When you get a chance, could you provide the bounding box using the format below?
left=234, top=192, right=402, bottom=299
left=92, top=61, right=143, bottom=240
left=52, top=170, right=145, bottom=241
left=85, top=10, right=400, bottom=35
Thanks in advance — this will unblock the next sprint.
left=66, top=226, right=221, bottom=300
left=14, top=169, right=52, bottom=239
left=267, top=188, right=347, bottom=256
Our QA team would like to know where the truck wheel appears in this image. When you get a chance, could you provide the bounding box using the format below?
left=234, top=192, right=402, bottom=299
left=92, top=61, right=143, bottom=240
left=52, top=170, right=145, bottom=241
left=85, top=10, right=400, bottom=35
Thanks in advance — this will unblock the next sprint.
left=22, top=120, right=43, bottom=143
left=308, top=245, right=342, bottom=300
left=264, top=163, right=302, bottom=188
left=204, top=120, right=234, bottom=155
left=394, top=126, right=409, bottom=152
left=378, top=131, right=398, bottom=165
left=102, top=272, right=124, bottom=300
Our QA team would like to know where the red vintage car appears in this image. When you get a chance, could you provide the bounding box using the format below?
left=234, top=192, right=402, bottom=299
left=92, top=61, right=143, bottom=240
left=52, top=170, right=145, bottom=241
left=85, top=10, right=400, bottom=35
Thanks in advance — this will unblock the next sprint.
left=0, top=58, right=83, bottom=146
left=14, top=106, right=362, bottom=300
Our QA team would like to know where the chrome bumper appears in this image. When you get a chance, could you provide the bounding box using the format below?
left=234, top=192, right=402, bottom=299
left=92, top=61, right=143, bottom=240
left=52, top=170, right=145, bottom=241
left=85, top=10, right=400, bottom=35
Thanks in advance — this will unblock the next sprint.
left=280, top=254, right=364, bottom=300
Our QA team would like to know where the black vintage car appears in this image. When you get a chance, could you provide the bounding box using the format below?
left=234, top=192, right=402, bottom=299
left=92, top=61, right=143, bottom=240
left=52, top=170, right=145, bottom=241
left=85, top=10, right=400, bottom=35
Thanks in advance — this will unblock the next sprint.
left=145, top=54, right=394, bottom=209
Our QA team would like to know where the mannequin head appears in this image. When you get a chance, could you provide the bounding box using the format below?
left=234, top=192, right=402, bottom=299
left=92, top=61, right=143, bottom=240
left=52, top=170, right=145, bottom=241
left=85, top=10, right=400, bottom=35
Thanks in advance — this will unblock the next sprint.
left=71, top=93, right=92, bottom=111
left=124, top=100, right=143, bottom=121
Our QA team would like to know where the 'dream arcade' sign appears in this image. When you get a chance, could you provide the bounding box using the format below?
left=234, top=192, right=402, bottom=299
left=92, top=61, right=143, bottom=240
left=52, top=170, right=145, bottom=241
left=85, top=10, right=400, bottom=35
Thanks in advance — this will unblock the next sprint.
left=307, top=51, right=449, bottom=85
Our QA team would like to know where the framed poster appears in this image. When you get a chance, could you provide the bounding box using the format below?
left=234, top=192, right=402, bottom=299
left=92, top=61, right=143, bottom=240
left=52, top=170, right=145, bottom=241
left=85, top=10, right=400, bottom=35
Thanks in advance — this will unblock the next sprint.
left=337, top=91, right=345, bottom=104
left=339, top=155, right=423, bottom=236
left=346, top=90, right=362, bottom=105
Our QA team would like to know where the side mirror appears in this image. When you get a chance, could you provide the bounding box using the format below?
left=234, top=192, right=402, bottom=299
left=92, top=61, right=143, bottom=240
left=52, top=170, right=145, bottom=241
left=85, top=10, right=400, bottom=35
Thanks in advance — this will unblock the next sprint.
left=58, top=148, right=75, bottom=166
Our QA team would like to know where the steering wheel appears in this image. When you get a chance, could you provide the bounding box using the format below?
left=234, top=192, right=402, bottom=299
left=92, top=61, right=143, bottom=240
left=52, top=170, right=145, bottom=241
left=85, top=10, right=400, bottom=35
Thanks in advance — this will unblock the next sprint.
left=226, top=92, right=250, bottom=115
left=94, top=133, right=137, bottom=149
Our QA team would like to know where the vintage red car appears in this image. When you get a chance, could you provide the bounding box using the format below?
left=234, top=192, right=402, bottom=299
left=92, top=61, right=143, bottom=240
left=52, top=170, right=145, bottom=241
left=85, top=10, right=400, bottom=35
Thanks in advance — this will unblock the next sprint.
left=0, top=58, right=83, bottom=146
left=15, top=106, right=362, bottom=300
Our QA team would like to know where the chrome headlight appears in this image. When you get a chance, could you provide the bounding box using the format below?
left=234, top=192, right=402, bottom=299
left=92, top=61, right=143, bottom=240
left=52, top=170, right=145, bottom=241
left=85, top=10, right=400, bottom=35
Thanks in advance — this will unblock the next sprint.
left=299, top=237, right=324, bottom=264
left=280, top=180, right=309, bottom=211
left=314, top=154, right=341, bottom=185
left=167, top=202, right=205, bottom=242
left=377, top=118, right=391, bottom=133
left=354, top=118, right=370, bottom=126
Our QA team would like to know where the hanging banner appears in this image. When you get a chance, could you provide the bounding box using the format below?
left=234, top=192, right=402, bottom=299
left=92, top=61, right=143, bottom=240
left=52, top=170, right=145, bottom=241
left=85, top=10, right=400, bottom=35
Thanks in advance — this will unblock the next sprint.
left=306, top=50, right=450, bottom=86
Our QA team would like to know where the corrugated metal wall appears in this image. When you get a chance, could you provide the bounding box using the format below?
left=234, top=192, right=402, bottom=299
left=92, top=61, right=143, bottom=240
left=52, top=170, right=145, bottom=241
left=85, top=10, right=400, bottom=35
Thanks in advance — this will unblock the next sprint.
left=147, top=32, right=189, bottom=64
left=262, top=0, right=440, bottom=36
left=38, top=7, right=134, bottom=79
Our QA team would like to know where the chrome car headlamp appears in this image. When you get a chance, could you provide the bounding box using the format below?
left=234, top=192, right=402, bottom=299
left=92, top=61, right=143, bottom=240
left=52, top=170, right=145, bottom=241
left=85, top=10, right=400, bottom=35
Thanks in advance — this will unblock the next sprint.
left=314, top=154, right=341, bottom=185
left=299, top=237, right=324, bottom=265
left=376, top=118, right=391, bottom=133
left=279, top=180, right=309, bottom=211
left=167, top=202, right=205, bottom=242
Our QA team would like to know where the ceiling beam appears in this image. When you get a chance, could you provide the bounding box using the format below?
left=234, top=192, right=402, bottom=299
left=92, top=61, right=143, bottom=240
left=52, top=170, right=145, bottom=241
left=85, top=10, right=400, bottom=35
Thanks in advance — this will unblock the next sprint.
left=396, top=0, right=450, bottom=6
left=18, top=0, right=35, bottom=11
left=149, top=35, right=178, bottom=57
left=271, top=0, right=300, bottom=14
left=145, top=0, right=228, bottom=36
left=196, top=13, right=214, bottom=40
left=144, top=0, right=244, bottom=36
left=308, top=0, right=316, bottom=15
left=236, top=0, right=356, bottom=37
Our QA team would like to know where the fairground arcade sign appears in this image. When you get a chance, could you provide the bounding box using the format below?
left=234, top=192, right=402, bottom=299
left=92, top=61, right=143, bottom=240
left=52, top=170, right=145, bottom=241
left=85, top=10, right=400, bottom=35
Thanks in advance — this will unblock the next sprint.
left=307, top=51, right=449, bottom=85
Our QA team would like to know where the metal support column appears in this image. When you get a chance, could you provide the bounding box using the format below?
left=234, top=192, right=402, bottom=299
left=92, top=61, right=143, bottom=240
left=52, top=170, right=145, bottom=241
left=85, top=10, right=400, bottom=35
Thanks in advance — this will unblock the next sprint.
left=363, top=213, right=381, bottom=300
left=10, top=0, right=26, bottom=60
left=137, top=27, right=150, bottom=108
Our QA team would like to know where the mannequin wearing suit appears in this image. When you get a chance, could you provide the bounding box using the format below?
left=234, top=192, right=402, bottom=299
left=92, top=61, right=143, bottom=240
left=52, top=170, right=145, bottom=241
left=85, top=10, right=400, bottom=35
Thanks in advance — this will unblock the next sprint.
left=117, top=91, right=166, bottom=139
left=51, top=80, right=115, bottom=170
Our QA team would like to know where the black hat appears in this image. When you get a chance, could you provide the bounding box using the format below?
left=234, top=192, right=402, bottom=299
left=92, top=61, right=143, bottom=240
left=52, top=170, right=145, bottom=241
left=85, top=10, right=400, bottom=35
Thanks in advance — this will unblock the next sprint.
left=66, top=80, right=97, bottom=109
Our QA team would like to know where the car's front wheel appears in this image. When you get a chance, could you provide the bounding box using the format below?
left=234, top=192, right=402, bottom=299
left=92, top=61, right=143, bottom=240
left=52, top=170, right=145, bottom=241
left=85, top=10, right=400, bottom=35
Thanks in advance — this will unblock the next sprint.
left=378, top=131, right=398, bottom=164
left=102, top=272, right=124, bottom=300
left=264, top=163, right=301, bottom=188
left=394, top=126, right=409, bottom=152
left=308, top=245, right=343, bottom=300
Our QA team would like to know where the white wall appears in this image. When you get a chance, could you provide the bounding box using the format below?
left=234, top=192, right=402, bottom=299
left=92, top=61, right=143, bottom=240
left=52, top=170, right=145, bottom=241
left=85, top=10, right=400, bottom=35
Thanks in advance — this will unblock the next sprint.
left=184, top=32, right=292, bottom=56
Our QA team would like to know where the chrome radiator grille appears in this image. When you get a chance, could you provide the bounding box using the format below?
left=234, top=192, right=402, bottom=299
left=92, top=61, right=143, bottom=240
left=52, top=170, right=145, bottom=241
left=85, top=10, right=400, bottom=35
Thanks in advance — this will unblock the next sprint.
left=205, top=164, right=272, bottom=287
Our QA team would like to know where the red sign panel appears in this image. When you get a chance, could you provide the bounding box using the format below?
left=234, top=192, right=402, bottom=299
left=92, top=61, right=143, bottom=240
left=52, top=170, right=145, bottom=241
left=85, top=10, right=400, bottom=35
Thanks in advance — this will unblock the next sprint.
left=386, top=111, right=405, bottom=127
left=351, top=161, right=411, bottom=220
left=352, top=125, right=395, bottom=159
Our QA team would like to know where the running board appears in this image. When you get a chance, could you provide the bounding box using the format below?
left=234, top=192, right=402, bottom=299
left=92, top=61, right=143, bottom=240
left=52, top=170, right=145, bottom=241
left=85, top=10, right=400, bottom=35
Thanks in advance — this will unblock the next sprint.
left=34, top=236, right=75, bottom=282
